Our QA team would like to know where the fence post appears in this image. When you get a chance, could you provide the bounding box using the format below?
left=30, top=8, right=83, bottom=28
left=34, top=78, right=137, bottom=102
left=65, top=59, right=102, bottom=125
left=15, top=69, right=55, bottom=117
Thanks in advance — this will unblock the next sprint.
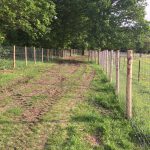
left=47, top=49, right=50, bottom=61
left=109, top=50, right=113, bottom=82
left=88, top=50, right=90, bottom=62
left=63, top=50, right=65, bottom=58
left=13, top=45, right=16, bottom=69
left=42, top=48, right=44, bottom=63
left=126, top=50, right=133, bottom=119
left=90, top=50, right=93, bottom=62
left=98, top=50, right=100, bottom=64
left=104, top=51, right=106, bottom=71
left=95, top=51, right=97, bottom=63
left=25, top=46, right=28, bottom=66
left=89, top=50, right=91, bottom=61
left=101, top=51, right=104, bottom=70
left=116, top=50, right=120, bottom=95
left=100, top=51, right=102, bottom=66
left=138, top=59, right=141, bottom=82
left=34, top=47, right=36, bottom=64
left=70, top=49, right=72, bottom=56
left=52, top=49, right=54, bottom=60
left=106, top=50, right=108, bottom=75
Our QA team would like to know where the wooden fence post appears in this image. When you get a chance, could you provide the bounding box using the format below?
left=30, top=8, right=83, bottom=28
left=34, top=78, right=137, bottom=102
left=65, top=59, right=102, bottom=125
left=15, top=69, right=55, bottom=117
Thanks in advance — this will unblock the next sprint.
left=138, top=59, right=141, bottom=82
left=95, top=51, right=97, bottom=63
left=99, top=51, right=101, bottom=65
left=116, top=50, right=120, bottom=95
left=98, top=50, right=100, bottom=65
left=103, top=51, right=105, bottom=70
left=126, top=50, right=133, bottom=119
left=104, top=51, right=106, bottom=71
left=47, top=49, right=50, bottom=61
left=34, top=47, right=36, bottom=64
left=64, top=50, right=66, bottom=58
left=88, top=50, right=90, bottom=62
left=25, top=46, right=28, bottom=66
left=13, top=45, right=16, bottom=69
left=70, top=49, right=72, bottom=56
left=42, top=48, right=44, bottom=63
left=63, top=50, right=65, bottom=58
left=106, top=50, right=108, bottom=75
left=100, top=51, right=102, bottom=66
left=109, top=50, right=113, bottom=82
left=52, top=49, right=54, bottom=60
left=90, top=50, right=91, bottom=61
left=101, top=51, right=104, bottom=70
left=91, top=50, right=93, bottom=61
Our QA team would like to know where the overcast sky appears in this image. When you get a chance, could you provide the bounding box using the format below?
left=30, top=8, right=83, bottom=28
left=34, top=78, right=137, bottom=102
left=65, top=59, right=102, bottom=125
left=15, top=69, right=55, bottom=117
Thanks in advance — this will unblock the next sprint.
left=145, top=0, right=150, bottom=21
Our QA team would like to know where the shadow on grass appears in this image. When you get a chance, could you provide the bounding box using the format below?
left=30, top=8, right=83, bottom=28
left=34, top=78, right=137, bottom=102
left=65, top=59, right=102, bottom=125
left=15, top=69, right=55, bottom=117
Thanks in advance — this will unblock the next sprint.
left=52, top=58, right=90, bottom=65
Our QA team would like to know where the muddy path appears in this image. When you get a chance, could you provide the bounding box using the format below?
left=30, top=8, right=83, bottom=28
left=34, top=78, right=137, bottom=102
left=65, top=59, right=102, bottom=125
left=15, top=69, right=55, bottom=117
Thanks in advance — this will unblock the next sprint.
left=0, top=56, right=95, bottom=149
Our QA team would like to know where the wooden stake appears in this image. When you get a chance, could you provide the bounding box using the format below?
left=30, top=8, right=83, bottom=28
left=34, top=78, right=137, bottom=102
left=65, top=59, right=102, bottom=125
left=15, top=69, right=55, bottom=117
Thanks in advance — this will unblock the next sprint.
left=116, top=50, right=120, bottom=95
left=63, top=50, right=65, bottom=58
left=91, top=51, right=93, bottom=62
left=138, top=59, right=141, bottom=82
left=42, top=48, right=44, bottom=63
left=70, top=49, right=71, bottom=56
left=104, top=51, right=106, bottom=71
left=100, top=52, right=102, bottom=66
left=98, top=50, right=100, bottom=64
left=13, top=45, right=16, bottom=69
left=47, top=49, right=50, bottom=61
left=109, top=50, right=113, bottom=82
left=95, top=51, right=96, bottom=63
left=101, top=51, right=104, bottom=70
left=34, top=47, right=36, bottom=64
left=126, top=50, right=133, bottom=119
left=25, top=46, right=28, bottom=66
left=106, top=50, right=108, bottom=75
left=52, top=50, right=54, bottom=60
left=88, top=50, right=89, bottom=61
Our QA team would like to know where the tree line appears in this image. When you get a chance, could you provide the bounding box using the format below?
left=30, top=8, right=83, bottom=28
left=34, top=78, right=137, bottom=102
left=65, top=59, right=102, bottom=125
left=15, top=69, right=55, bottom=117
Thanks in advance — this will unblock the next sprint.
left=0, top=0, right=150, bottom=52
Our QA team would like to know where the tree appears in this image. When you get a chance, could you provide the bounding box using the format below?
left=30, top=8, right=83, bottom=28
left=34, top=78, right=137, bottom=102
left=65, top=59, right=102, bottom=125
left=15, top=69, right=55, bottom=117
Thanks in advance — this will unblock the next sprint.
left=0, top=0, right=56, bottom=45
left=0, top=0, right=149, bottom=51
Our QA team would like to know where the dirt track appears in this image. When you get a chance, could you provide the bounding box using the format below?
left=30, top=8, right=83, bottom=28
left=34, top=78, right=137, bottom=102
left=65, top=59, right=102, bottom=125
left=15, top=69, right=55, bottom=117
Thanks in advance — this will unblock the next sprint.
left=0, top=56, right=95, bottom=149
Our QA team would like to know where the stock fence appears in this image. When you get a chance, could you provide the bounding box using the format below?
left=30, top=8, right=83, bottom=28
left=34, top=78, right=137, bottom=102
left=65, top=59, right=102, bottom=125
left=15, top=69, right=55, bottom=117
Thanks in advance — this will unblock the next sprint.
left=0, top=45, right=82, bottom=70
left=1, top=46, right=149, bottom=148
left=89, top=50, right=150, bottom=149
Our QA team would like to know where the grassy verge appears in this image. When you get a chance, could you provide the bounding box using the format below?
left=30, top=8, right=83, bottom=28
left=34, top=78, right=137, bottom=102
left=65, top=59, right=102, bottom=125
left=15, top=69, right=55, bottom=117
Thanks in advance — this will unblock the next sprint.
left=0, top=60, right=53, bottom=87
left=45, top=64, right=140, bottom=150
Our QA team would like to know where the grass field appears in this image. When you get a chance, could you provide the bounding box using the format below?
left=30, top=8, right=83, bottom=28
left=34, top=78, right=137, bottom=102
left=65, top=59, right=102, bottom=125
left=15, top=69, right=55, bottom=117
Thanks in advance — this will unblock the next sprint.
left=0, top=56, right=148, bottom=149
left=0, top=59, right=54, bottom=87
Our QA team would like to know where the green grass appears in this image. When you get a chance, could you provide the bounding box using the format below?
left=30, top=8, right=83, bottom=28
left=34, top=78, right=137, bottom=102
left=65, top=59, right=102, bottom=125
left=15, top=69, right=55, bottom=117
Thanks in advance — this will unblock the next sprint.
left=0, top=59, right=54, bottom=87
left=0, top=57, right=147, bottom=149
left=5, top=107, right=23, bottom=116
left=44, top=64, right=141, bottom=150
left=26, top=95, right=48, bottom=106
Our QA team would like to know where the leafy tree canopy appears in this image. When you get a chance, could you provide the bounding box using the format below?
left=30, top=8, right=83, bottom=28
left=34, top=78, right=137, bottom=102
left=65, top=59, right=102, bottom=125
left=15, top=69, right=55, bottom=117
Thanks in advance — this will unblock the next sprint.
left=0, top=0, right=149, bottom=51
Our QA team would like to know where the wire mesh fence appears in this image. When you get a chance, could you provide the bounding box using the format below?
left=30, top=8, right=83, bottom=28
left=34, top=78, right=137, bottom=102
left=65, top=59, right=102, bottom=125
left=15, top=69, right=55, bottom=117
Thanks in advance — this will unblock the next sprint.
left=89, top=50, right=150, bottom=149
left=0, top=45, right=82, bottom=70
